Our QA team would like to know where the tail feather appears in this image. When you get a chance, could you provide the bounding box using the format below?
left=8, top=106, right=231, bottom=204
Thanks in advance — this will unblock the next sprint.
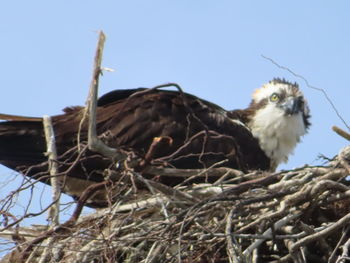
left=0, top=120, right=46, bottom=172
left=0, top=113, right=43, bottom=121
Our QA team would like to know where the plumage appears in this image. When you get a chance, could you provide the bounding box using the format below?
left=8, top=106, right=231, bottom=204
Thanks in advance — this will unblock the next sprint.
left=0, top=79, right=310, bottom=207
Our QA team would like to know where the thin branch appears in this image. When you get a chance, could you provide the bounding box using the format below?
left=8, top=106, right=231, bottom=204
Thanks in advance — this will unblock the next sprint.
left=243, top=212, right=301, bottom=257
left=20, top=180, right=110, bottom=258
left=339, top=238, right=350, bottom=262
left=291, top=212, right=350, bottom=255
left=328, top=227, right=349, bottom=263
left=262, top=55, right=350, bottom=131
left=86, top=30, right=125, bottom=160
left=144, top=241, right=163, bottom=263
left=225, top=208, right=244, bottom=263
left=43, top=115, right=60, bottom=226
left=143, top=166, right=243, bottom=179
left=132, top=171, right=199, bottom=204
left=332, top=126, right=350, bottom=141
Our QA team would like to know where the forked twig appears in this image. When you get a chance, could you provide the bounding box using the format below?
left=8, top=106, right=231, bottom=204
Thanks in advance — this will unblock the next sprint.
left=86, top=30, right=126, bottom=161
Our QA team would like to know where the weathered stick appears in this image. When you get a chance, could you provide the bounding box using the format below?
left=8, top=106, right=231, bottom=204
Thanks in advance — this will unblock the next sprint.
left=290, top=212, right=350, bottom=255
left=332, top=125, right=350, bottom=141
left=86, top=30, right=125, bottom=160
left=43, top=115, right=60, bottom=226
left=243, top=212, right=301, bottom=257
left=226, top=208, right=244, bottom=263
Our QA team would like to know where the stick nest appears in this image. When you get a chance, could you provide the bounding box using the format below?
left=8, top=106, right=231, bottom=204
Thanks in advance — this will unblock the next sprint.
left=1, top=146, right=350, bottom=263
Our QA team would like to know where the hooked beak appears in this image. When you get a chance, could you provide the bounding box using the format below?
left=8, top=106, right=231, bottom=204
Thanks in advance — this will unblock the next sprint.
left=280, top=97, right=303, bottom=116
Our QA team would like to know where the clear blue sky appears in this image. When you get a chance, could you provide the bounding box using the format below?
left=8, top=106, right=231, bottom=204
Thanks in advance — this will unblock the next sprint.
left=0, top=0, right=350, bottom=246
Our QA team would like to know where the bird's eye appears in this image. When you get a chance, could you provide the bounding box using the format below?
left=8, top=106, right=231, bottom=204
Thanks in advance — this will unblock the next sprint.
left=270, top=93, right=280, bottom=102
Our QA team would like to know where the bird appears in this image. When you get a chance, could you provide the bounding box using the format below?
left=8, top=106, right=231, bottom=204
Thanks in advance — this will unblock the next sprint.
left=0, top=78, right=310, bottom=207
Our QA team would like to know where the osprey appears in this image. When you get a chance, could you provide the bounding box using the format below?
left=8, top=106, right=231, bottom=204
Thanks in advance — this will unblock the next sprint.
left=0, top=78, right=310, bottom=206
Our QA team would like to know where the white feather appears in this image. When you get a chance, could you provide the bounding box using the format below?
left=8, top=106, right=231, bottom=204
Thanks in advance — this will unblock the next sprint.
left=249, top=103, right=307, bottom=169
left=252, top=83, right=285, bottom=102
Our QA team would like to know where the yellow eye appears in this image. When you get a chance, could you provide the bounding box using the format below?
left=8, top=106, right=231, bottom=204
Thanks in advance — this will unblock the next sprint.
left=270, top=93, right=279, bottom=102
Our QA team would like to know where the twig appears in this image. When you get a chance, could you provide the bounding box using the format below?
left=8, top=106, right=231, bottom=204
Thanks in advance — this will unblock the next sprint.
left=225, top=208, right=244, bottom=263
left=262, top=55, right=350, bottom=131
left=333, top=126, right=350, bottom=141
left=243, top=212, right=301, bottom=257
left=38, top=237, right=55, bottom=263
left=291, top=212, right=350, bottom=255
left=86, top=30, right=125, bottom=161
left=336, top=256, right=350, bottom=263
left=334, top=237, right=350, bottom=263
left=24, top=246, right=41, bottom=263
left=133, top=172, right=198, bottom=204
left=43, top=115, right=60, bottom=226
left=133, top=172, right=170, bottom=220
left=20, top=180, right=110, bottom=258
left=144, top=166, right=243, bottom=179
left=339, top=238, right=350, bottom=262
left=329, top=227, right=350, bottom=263
left=144, top=241, right=163, bottom=263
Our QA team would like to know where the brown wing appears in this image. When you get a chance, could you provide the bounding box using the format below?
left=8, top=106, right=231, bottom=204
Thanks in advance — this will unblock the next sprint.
left=0, top=88, right=270, bottom=206
left=93, top=89, right=270, bottom=171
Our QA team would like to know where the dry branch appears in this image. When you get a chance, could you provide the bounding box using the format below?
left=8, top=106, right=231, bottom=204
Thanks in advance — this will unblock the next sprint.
left=333, top=125, right=350, bottom=142
left=86, top=30, right=126, bottom=161
left=43, top=115, right=60, bottom=226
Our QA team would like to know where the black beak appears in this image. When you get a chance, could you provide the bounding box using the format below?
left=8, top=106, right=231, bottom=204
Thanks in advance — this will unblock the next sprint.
left=280, top=97, right=303, bottom=116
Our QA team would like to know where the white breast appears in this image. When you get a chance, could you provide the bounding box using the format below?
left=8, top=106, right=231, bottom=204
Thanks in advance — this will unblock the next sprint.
left=248, top=104, right=307, bottom=170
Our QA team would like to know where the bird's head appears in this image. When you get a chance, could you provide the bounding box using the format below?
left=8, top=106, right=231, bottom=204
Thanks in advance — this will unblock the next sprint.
left=248, top=78, right=311, bottom=170
left=251, top=78, right=310, bottom=124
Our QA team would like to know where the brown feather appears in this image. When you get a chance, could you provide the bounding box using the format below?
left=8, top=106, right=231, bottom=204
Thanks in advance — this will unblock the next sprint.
left=0, top=88, right=270, bottom=207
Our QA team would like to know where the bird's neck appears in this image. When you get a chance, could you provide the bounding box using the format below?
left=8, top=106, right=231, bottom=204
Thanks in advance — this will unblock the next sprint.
left=245, top=104, right=307, bottom=170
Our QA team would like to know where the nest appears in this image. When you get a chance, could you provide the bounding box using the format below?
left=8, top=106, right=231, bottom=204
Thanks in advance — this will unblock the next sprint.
left=0, top=146, right=350, bottom=263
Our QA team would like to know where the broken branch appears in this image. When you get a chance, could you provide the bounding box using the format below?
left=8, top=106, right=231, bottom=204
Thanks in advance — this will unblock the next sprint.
left=86, top=30, right=125, bottom=160
left=43, top=115, right=60, bottom=226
